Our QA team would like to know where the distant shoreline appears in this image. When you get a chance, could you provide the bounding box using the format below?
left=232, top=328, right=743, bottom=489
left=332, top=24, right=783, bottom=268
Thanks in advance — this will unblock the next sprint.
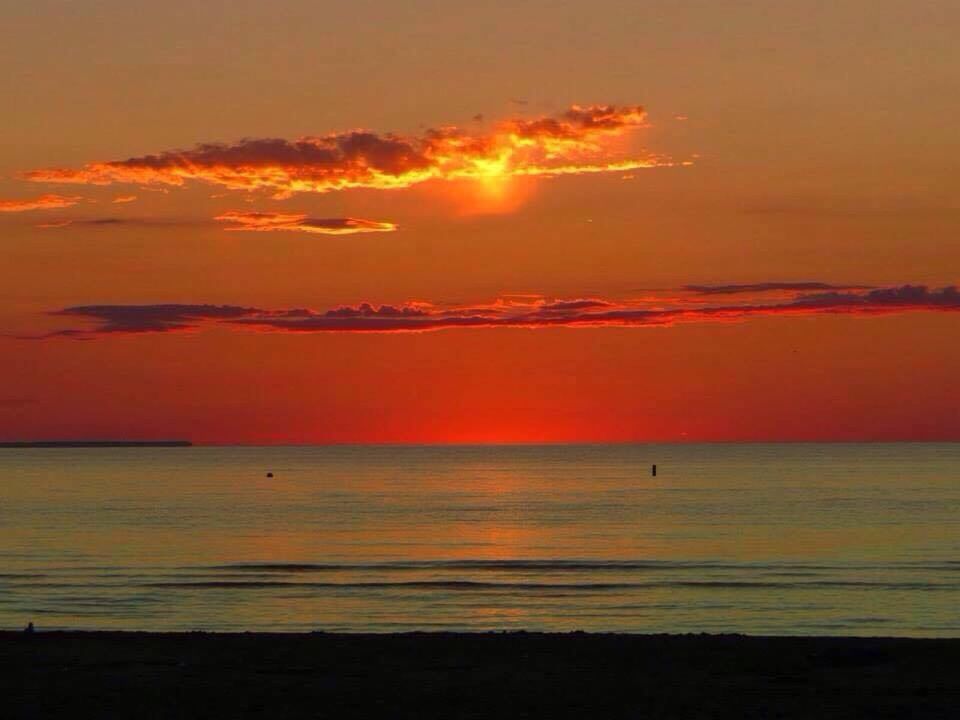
left=0, top=440, right=192, bottom=448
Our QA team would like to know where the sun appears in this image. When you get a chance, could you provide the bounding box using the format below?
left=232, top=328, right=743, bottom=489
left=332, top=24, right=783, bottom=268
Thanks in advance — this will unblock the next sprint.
left=455, top=150, right=536, bottom=215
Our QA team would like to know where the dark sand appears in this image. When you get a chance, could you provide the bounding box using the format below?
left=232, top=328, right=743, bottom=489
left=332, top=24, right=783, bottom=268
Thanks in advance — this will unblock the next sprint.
left=5, top=631, right=959, bottom=718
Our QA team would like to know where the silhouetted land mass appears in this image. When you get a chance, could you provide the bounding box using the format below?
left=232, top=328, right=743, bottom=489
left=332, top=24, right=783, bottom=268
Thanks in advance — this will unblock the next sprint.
left=0, top=440, right=192, bottom=448
left=4, top=631, right=960, bottom=718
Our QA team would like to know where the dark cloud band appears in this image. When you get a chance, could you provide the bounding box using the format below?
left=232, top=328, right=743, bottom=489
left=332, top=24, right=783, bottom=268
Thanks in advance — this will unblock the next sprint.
left=24, top=284, right=960, bottom=339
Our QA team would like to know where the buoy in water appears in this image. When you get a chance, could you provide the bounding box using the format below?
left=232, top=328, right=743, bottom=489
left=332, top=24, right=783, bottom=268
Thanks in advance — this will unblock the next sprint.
left=266, top=472, right=274, bottom=478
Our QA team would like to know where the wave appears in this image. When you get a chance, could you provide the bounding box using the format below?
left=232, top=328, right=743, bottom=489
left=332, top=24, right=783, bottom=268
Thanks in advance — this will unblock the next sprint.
left=145, top=580, right=643, bottom=590
left=136, top=579, right=960, bottom=591
left=0, top=573, right=47, bottom=579
left=200, top=560, right=960, bottom=573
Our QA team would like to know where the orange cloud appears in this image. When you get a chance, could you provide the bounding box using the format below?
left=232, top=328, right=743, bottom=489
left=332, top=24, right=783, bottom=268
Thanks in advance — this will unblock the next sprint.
left=24, top=105, right=669, bottom=198
left=36, top=219, right=75, bottom=228
left=112, top=194, right=138, bottom=204
left=36, top=217, right=163, bottom=230
left=0, top=193, right=82, bottom=212
left=29, top=284, right=960, bottom=338
left=215, top=211, right=397, bottom=235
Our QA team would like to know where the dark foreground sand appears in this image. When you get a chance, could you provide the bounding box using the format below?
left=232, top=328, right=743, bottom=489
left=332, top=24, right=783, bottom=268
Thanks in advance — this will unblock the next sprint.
left=4, top=631, right=959, bottom=718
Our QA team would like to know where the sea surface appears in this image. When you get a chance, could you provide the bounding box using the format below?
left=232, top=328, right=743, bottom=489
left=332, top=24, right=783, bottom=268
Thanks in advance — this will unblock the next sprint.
left=2, top=444, right=959, bottom=635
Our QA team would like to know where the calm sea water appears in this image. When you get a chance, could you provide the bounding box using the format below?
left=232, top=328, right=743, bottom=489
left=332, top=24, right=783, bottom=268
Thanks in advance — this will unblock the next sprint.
left=2, top=444, right=959, bottom=635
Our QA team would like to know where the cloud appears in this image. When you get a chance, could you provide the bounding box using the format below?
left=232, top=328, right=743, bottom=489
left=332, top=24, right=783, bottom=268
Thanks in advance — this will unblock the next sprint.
left=36, top=217, right=180, bottom=229
left=0, top=194, right=82, bottom=212
left=215, top=211, right=397, bottom=235
left=36, top=219, right=76, bottom=228
left=112, top=195, right=138, bottom=204
left=537, top=299, right=615, bottom=311
left=685, top=282, right=870, bottom=295
left=24, top=105, right=670, bottom=198
left=47, top=304, right=262, bottom=335
left=792, top=285, right=960, bottom=309
left=29, top=284, right=960, bottom=338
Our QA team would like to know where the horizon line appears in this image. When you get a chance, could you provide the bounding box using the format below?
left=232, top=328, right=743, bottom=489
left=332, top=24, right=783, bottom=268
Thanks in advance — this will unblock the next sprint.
left=3, top=439, right=959, bottom=447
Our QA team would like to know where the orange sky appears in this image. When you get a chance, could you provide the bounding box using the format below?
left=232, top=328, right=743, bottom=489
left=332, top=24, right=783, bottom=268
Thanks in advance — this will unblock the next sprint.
left=1, top=1, right=959, bottom=442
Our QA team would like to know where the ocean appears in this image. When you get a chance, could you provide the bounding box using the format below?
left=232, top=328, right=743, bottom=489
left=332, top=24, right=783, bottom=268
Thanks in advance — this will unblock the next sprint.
left=2, top=444, right=959, bottom=635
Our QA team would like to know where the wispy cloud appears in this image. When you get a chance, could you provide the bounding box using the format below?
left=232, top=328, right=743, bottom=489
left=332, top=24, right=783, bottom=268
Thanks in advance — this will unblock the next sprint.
left=36, top=217, right=188, bottom=229
left=35, top=219, right=76, bottom=228
left=26, top=284, right=960, bottom=338
left=112, top=194, right=138, bottom=204
left=48, top=304, right=261, bottom=336
left=24, top=105, right=673, bottom=198
left=215, top=211, right=397, bottom=235
left=684, top=282, right=871, bottom=295
left=0, top=193, right=82, bottom=212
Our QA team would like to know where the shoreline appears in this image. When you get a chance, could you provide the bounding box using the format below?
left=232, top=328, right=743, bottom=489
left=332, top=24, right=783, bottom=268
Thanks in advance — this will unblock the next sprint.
left=5, top=628, right=958, bottom=639
left=6, top=631, right=960, bottom=718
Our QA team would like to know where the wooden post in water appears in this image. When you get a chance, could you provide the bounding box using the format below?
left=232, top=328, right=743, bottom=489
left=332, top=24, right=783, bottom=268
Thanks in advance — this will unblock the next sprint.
left=651, top=464, right=657, bottom=477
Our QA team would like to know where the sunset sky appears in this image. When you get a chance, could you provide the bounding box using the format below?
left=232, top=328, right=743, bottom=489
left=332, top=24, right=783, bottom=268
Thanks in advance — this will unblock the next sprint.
left=2, top=0, right=959, bottom=442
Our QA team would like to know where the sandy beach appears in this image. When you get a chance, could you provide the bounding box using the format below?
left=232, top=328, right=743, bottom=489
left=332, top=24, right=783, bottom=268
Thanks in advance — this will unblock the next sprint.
left=5, top=631, right=959, bottom=718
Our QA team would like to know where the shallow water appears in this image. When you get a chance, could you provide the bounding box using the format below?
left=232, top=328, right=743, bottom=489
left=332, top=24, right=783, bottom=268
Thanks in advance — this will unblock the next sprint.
left=2, top=444, right=959, bottom=634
